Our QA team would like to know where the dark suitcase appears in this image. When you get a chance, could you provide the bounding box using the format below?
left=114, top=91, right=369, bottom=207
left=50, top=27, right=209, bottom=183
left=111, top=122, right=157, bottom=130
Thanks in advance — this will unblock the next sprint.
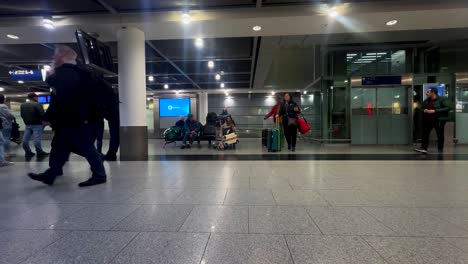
left=267, top=129, right=273, bottom=151
left=262, top=129, right=268, bottom=147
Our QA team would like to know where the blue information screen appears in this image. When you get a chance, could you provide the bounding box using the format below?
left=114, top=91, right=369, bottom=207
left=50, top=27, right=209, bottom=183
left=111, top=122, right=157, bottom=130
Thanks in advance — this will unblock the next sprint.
left=38, top=96, right=51, bottom=104
left=160, top=98, right=190, bottom=117
left=9, top=70, right=43, bottom=81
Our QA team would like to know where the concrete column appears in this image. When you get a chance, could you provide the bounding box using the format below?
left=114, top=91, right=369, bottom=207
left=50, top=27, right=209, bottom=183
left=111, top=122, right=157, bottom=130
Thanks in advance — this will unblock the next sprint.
left=198, top=92, right=209, bottom=125
left=117, top=26, right=148, bottom=161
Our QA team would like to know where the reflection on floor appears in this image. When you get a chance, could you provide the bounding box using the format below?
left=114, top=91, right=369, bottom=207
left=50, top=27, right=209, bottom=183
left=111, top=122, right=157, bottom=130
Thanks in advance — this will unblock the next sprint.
left=1, top=159, right=468, bottom=263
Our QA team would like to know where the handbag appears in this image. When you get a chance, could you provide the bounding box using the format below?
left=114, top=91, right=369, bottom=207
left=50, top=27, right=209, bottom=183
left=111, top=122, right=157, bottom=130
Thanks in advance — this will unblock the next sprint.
left=297, top=114, right=311, bottom=134
left=287, top=117, right=297, bottom=127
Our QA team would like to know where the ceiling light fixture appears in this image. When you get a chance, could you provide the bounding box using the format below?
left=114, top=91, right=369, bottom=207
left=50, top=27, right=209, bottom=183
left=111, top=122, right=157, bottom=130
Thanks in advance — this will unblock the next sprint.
left=252, top=25, right=262, bottom=32
left=175, top=90, right=180, bottom=95
left=215, top=74, right=221, bottom=81
left=271, top=91, right=275, bottom=95
left=148, top=76, right=154, bottom=82
left=147, top=97, right=151, bottom=101
left=386, top=20, right=398, bottom=26
left=164, top=84, right=169, bottom=89
left=182, top=12, right=192, bottom=24
left=43, top=65, right=51, bottom=71
left=0, top=87, right=4, bottom=92
left=303, top=90, right=308, bottom=95
left=207, top=60, right=214, bottom=69
left=220, top=83, right=225, bottom=88
left=6, top=34, right=19, bottom=40
left=195, top=38, right=204, bottom=48
left=18, top=80, right=24, bottom=84
left=42, top=18, right=55, bottom=29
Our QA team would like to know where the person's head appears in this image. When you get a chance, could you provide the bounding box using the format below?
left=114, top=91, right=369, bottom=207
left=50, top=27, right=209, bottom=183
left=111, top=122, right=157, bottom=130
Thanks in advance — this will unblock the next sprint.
left=187, top=114, right=195, bottom=122
left=275, top=94, right=282, bottom=104
left=27, top=92, right=39, bottom=102
left=180, top=116, right=185, bottom=121
left=284, top=93, right=292, bottom=103
left=53, top=45, right=78, bottom=67
left=226, top=115, right=233, bottom=124
left=0, top=94, right=5, bottom=104
left=426, top=88, right=439, bottom=99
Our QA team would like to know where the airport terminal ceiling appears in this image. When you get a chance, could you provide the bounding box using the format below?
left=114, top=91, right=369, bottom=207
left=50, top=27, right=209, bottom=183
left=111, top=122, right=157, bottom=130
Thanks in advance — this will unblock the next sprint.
left=0, top=0, right=468, bottom=97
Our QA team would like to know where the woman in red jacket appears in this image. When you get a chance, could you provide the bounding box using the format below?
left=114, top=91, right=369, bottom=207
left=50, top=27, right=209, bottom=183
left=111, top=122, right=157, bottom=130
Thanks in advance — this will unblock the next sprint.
left=264, top=95, right=284, bottom=147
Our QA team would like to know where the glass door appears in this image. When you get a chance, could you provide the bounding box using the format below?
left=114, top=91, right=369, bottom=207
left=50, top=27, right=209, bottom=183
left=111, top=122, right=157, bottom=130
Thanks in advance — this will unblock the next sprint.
left=351, top=86, right=409, bottom=144
left=456, top=84, right=468, bottom=144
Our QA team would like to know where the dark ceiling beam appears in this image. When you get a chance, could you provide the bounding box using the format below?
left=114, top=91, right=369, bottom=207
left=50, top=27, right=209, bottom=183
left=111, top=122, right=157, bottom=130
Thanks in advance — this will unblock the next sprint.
left=249, top=0, right=262, bottom=89
left=146, top=41, right=201, bottom=89
left=94, top=0, right=119, bottom=14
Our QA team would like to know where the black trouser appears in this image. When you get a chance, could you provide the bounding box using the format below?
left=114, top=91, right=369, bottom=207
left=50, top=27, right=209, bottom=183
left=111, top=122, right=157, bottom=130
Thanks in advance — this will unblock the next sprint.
left=421, top=120, right=446, bottom=151
left=107, top=115, right=120, bottom=156
left=46, top=123, right=106, bottom=181
left=284, top=124, right=298, bottom=148
left=95, top=119, right=104, bottom=154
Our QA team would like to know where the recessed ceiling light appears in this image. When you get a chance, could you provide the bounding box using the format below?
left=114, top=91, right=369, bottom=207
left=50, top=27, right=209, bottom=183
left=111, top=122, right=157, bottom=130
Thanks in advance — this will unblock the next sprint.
left=207, top=60, right=214, bottom=69
left=225, top=92, right=229, bottom=96
left=18, top=80, right=24, bottom=84
left=248, top=91, right=252, bottom=93
left=303, top=90, right=308, bottom=95
left=0, top=87, right=4, bottom=92
left=271, top=91, right=275, bottom=95
left=164, top=84, right=169, bottom=89
left=148, top=76, right=154, bottom=82
left=328, top=9, right=338, bottom=18
left=146, top=97, right=151, bottom=101
left=182, top=13, right=192, bottom=24
left=42, top=19, right=55, bottom=29
left=6, top=34, right=19, bottom=40
left=43, top=65, right=51, bottom=70
left=252, top=25, right=262, bottom=32
left=215, top=74, right=221, bottom=81
left=386, top=20, right=398, bottom=26
left=26, top=99, right=30, bottom=102
left=175, top=90, right=180, bottom=94
left=220, top=83, right=225, bottom=88
left=195, top=38, right=204, bottom=48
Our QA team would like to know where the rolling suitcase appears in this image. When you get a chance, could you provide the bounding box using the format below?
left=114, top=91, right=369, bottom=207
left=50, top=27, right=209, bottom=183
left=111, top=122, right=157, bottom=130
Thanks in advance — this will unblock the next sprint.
left=270, top=122, right=281, bottom=152
left=262, top=129, right=268, bottom=147
left=266, top=129, right=273, bottom=151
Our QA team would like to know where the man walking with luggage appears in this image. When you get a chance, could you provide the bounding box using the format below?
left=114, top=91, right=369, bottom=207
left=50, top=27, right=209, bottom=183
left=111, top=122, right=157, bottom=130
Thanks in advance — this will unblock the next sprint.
left=20, top=93, right=48, bottom=157
left=28, top=45, right=106, bottom=187
left=415, top=87, right=451, bottom=154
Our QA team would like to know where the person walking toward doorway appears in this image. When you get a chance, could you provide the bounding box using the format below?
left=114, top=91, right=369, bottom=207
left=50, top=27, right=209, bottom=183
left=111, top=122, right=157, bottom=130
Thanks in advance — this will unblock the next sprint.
left=415, top=87, right=451, bottom=154
left=20, top=93, right=48, bottom=157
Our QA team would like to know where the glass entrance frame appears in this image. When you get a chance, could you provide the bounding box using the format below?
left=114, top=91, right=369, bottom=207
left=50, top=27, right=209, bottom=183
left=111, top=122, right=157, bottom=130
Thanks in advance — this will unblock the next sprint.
left=455, top=73, right=468, bottom=144
left=350, top=74, right=414, bottom=145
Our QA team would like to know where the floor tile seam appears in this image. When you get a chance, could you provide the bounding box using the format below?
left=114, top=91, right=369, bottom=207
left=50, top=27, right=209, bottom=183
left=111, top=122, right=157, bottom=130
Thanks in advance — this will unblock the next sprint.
left=359, top=235, right=391, bottom=264
left=419, top=209, right=468, bottom=235
left=283, top=234, right=296, bottom=264
left=198, top=233, right=212, bottom=264
left=106, top=231, right=141, bottom=264
left=221, top=189, right=229, bottom=205
left=304, top=206, right=325, bottom=235
left=107, top=204, right=145, bottom=231
left=359, top=207, right=400, bottom=235
left=176, top=206, right=196, bottom=232
left=270, top=189, right=278, bottom=206
left=18, top=230, right=72, bottom=264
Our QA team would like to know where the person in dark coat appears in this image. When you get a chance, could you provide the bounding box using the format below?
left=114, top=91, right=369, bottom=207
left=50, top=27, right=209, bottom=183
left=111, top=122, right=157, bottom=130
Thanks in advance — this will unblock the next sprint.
left=278, top=93, right=300, bottom=152
left=28, top=45, right=106, bottom=187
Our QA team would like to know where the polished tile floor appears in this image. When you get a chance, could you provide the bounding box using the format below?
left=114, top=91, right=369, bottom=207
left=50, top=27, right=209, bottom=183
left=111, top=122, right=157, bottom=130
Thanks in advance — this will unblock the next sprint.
left=2, top=158, right=468, bottom=263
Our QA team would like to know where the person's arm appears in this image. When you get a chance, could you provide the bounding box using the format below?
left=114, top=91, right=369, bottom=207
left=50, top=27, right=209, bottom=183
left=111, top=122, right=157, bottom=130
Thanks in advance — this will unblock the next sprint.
left=436, top=97, right=452, bottom=113
left=3, top=106, right=15, bottom=120
left=264, top=106, right=276, bottom=120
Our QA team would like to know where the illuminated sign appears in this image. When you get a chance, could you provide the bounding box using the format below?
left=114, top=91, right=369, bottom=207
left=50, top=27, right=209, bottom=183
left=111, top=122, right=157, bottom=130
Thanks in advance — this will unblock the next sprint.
left=9, top=70, right=42, bottom=81
left=362, top=76, right=402, bottom=86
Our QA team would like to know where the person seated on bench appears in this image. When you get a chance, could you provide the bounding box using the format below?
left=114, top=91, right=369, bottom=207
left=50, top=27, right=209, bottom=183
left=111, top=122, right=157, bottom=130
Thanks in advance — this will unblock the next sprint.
left=222, top=115, right=236, bottom=135
left=175, top=116, right=185, bottom=128
left=181, top=114, right=200, bottom=149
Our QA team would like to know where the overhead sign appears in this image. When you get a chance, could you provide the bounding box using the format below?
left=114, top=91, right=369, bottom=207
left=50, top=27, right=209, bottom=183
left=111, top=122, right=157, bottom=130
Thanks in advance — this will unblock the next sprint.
left=362, top=76, right=402, bottom=86
left=9, top=70, right=43, bottom=81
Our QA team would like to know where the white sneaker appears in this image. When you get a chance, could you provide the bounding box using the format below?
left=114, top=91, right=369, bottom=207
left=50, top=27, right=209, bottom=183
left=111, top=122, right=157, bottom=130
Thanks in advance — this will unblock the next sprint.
left=0, top=161, right=14, bottom=167
left=414, top=148, right=428, bottom=154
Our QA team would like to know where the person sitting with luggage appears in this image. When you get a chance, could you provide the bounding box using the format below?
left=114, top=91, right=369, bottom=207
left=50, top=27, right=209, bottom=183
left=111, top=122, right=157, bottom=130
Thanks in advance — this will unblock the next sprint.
left=222, top=115, right=236, bottom=135
left=175, top=116, right=185, bottom=128
left=181, top=114, right=200, bottom=149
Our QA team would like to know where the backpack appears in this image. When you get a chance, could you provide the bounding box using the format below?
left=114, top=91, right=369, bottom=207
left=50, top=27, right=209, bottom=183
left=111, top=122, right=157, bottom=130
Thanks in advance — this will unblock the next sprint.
left=163, top=126, right=182, bottom=141
left=62, top=64, right=118, bottom=121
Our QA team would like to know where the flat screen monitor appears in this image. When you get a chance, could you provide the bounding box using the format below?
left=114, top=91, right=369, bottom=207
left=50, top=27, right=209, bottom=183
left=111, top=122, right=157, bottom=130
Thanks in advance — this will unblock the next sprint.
left=75, top=29, right=116, bottom=75
left=38, top=95, right=51, bottom=104
left=160, top=98, right=190, bottom=117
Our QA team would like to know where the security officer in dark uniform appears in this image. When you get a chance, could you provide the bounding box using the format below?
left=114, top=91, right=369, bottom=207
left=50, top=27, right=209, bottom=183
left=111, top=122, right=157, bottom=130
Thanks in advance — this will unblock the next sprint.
left=28, top=45, right=106, bottom=187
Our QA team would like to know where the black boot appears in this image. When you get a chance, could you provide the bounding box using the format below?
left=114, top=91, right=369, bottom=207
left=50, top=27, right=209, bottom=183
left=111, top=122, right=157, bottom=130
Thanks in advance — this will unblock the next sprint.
left=28, top=172, right=55, bottom=186
left=78, top=177, right=107, bottom=187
